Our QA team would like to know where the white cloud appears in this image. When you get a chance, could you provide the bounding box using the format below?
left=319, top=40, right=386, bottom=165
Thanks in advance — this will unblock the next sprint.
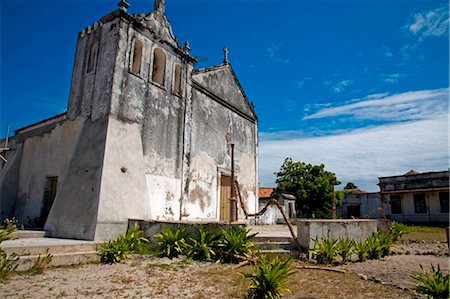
left=407, top=6, right=449, bottom=39
left=381, top=46, right=393, bottom=58
left=266, top=43, right=290, bottom=64
left=304, top=88, right=448, bottom=121
left=259, top=116, right=448, bottom=192
left=380, top=73, right=402, bottom=84
left=324, top=79, right=353, bottom=94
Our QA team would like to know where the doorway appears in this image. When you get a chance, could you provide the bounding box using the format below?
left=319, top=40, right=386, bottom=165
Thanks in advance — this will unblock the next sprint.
left=40, top=176, right=58, bottom=226
left=219, top=175, right=232, bottom=221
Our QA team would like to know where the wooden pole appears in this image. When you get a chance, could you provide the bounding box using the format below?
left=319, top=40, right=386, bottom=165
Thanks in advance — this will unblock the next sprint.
left=332, top=186, right=337, bottom=219
left=230, top=143, right=237, bottom=222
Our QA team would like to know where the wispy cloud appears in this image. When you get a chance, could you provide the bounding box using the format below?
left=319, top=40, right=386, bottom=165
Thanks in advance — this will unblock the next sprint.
left=379, top=73, right=403, bottom=84
left=266, top=43, right=291, bottom=65
left=324, top=79, right=353, bottom=94
left=304, top=88, right=448, bottom=121
left=297, top=77, right=312, bottom=90
left=407, top=5, right=449, bottom=39
left=380, top=46, right=393, bottom=59
left=259, top=115, right=448, bottom=191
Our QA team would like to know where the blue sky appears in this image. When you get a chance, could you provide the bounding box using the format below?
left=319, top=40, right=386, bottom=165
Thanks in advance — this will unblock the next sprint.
left=1, top=0, right=448, bottom=191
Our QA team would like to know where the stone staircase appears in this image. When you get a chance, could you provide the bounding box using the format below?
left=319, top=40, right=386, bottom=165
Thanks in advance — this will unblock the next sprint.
left=1, top=231, right=100, bottom=270
left=253, top=235, right=297, bottom=256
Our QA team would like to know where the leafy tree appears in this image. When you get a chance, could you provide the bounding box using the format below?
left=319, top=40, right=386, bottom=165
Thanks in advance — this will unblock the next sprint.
left=343, top=182, right=358, bottom=190
left=272, top=158, right=340, bottom=218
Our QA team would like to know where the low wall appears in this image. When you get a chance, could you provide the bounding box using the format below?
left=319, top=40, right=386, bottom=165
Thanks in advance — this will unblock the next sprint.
left=296, top=219, right=377, bottom=250
left=128, top=219, right=246, bottom=244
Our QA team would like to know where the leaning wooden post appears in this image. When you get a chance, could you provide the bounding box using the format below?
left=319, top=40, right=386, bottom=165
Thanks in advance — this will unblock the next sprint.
left=230, top=143, right=237, bottom=222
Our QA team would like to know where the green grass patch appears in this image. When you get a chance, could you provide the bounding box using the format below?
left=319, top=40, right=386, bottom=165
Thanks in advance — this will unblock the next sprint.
left=402, top=225, right=447, bottom=242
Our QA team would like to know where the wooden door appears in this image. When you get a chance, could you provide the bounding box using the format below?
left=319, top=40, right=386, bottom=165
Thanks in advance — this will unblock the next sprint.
left=220, top=175, right=232, bottom=221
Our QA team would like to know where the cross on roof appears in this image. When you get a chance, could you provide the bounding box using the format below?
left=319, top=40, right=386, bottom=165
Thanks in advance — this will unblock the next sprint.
left=223, top=47, right=229, bottom=64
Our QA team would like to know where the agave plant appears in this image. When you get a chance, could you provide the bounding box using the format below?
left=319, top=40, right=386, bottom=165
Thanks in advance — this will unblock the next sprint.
left=365, top=231, right=394, bottom=260
left=0, top=226, right=16, bottom=244
left=309, top=236, right=340, bottom=264
left=187, top=226, right=221, bottom=261
left=154, top=225, right=189, bottom=259
left=412, top=264, right=449, bottom=299
left=337, top=238, right=354, bottom=264
left=389, top=221, right=406, bottom=241
left=100, top=236, right=130, bottom=264
left=219, top=226, right=257, bottom=263
left=0, top=227, right=17, bottom=280
left=354, top=240, right=369, bottom=262
left=124, top=222, right=149, bottom=253
left=242, top=256, right=295, bottom=299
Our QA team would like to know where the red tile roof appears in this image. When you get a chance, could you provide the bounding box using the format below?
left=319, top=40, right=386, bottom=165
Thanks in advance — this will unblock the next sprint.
left=259, top=187, right=274, bottom=198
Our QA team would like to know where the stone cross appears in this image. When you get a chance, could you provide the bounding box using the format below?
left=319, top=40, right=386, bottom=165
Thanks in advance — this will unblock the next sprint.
left=223, top=47, right=229, bottom=64
left=117, top=0, right=130, bottom=11
left=155, top=0, right=165, bottom=14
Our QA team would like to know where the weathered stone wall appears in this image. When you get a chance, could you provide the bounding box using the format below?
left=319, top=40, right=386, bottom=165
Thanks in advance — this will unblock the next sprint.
left=67, top=18, right=120, bottom=121
left=185, top=71, right=257, bottom=220
left=0, top=139, right=22, bottom=222
left=0, top=5, right=259, bottom=240
left=338, top=192, right=382, bottom=218
left=297, top=219, right=377, bottom=250
left=108, top=15, right=193, bottom=221
left=8, top=118, right=84, bottom=226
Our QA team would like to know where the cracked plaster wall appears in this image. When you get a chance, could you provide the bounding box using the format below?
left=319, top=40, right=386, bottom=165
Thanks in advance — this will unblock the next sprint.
left=185, top=88, right=257, bottom=220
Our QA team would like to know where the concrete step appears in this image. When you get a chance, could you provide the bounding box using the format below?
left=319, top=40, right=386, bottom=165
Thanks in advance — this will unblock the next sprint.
left=254, top=241, right=295, bottom=251
left=253, top=236, right=294, bottom=243
left=1, top=238, right=100, bottom=256
left=15, top=251, right=99, bottom=271
left=259, top=249, right=297, bottom=257
left=10, top=230, right=46, bottom=239
left=1, top=238, right=101, bottom=270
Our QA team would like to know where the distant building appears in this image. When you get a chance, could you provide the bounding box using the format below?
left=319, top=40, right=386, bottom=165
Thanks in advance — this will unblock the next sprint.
left=379, top=170, right=449, bottom=223
left=337, top=190, right=381, bottom=219
left=257, top=188, right=296, bottom=225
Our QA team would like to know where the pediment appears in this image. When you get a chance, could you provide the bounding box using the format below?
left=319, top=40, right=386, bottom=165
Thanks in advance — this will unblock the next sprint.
left=192, top=64, right=256, bottom=121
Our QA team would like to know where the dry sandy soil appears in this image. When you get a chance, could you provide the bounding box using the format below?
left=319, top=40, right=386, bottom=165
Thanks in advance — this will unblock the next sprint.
left=0, top=236, right=447, bottom=298
left=0, top=254, right=414, bottom=299
left=341, top=240, right=449, bottom=291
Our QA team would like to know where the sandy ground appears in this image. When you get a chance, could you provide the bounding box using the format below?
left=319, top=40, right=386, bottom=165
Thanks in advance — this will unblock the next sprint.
left=0, top=240, right=447, bottom=298
left=341, top=241, right=449, bottom=290
left=0, top=256, right=243, bottom=299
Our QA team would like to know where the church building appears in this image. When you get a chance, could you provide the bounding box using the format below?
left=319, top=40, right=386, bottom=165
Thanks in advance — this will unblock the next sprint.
left=0, top=0, right=258, bottom=241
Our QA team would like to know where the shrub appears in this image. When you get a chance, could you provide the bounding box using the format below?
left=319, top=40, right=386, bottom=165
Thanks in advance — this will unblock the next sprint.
left=1, top=217, right=24, bottom=230
left=0, top=226, right=16, bottom=244
left=354, top=240, right=369, bottom=262
left=412, top=264, right=449, bottom=299
left=389, top=221, right=405, bottom=241
left=337, top=238, right=354, bottom=264
left=123, top=222, right=149, bottom=253
left=154, top=225, right=189, bottom=259
left=187, top=226, right=220, bottom=261
left=219, top=226, right=256, bottom=263
left=100, top=236, right=131, bottom=264
left=0, top=253, right=18, bottom=281
left=0, top=226, right=17, bottom=280
left=366, top=231, right=394, bottom=260
left=310, top=236, right=340, bottom=265
left=242, top=256, right=295, bottom=299
left=24, top=250, right=52, bottom=275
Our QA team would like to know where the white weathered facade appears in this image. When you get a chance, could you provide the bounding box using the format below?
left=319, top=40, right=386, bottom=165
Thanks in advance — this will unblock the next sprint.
left=0, top=1, right=258, bottom=240
left=379, top=170, right=449, bottom=223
